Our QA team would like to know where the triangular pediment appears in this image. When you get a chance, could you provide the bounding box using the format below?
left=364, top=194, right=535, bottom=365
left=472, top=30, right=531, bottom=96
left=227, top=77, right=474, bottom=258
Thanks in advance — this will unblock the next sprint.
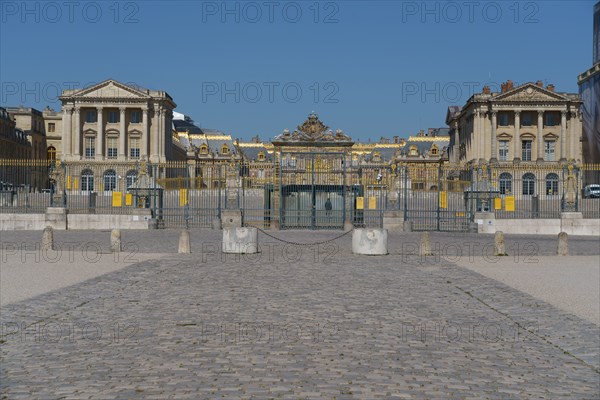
left=72, top=80, right=150, bottom=99
left=493, top=83, right=569, bottom=102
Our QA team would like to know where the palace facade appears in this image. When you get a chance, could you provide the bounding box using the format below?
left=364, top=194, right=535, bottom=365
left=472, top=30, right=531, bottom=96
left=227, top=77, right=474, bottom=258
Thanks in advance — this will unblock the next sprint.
left=446, top=81, right=583, bottom=166
left=58, top=80, right=178, bottom=163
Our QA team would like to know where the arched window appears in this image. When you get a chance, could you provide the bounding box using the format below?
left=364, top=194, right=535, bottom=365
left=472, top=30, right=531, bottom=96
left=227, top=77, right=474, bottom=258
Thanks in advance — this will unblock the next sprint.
left=47, top=146, right=56, bottom=161
left=103, top=170, right=117, bottom=191
left=221, top=144, right=229, bottom=155
left=499, top=173, right=512, bottom=195
left=430, top=145, right=438, bottom=156
left=409, top=145, right=418, bottom=156
left=126, top=170, right=138, bottom=188
left=200, top=144, right=208, bottom=155
left=546, top=173, right=559, bottom=195
left=81, top=169, right=94, bottom=192
left=522, top=173, right=535, bottom=196
left=257, top=151, right=265, bottom=161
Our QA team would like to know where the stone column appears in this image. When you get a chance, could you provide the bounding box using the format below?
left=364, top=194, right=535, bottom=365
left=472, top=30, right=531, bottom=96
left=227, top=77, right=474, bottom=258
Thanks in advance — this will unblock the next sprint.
left=452, top=121, right=459, bottom=163
left=560, top=110, right=567, bottom=161
left=474, top=109, right=480, bottom=163
left=152, top=107, right=160, bottom=162
left=513, top=111, right=520, bottom=162
left=62, top=106, right=72, bottom=159
left=96, top=107, right=103, bottom=160
left=142, top=108, right=149, bottom=159
left=73, top=107, right=81, bottom=159
left=119, top=107, right=126, bottom=160
left=479, top=110, right=486, bottom=162
left=537, top=110, right=544, bottom=161
left=490, top=110, right=497, bottom=162
left=569, top=111, right=577, bottom=161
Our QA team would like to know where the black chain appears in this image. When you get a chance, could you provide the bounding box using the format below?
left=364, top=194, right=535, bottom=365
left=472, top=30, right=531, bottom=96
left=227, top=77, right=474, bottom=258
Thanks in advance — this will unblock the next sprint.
left=255, top=227, right=354, bottom=246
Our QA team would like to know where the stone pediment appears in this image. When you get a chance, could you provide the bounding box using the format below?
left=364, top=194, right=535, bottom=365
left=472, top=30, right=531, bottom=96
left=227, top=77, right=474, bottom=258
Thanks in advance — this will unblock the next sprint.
left=493, top=83, right=569, bottom=103
left=72, top=80, right=150, bottom=99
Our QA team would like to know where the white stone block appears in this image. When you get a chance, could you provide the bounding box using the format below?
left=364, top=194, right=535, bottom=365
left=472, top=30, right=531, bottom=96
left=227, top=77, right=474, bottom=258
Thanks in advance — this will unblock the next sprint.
left=222, top=227, right=258, bottom=254
left=352, top=228, right=388, bottom=255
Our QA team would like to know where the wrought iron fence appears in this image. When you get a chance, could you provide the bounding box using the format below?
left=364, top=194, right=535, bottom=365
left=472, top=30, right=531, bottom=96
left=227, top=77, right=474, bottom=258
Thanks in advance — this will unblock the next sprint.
left=0, top=159, right=598, bottom=228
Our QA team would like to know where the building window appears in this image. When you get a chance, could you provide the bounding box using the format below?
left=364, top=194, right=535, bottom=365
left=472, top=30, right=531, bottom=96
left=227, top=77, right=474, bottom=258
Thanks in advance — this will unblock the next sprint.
left=544, top=113, right=558, bottom=127
left=81, top=169, right=94, bottom=191
left=498, top=113, right=509, bottom=126
left=129, top=137, right=140, bottom=159
left=430, top=146, right=438, bottom=156
left=200, top=144, right=209, bottom=155
left=221, top=144, right=229, bottom=155
left=499, top=172, right=512, bottom=195
left=108, top=110, right=119, bottom=123
left=544, top=140, right=555, bottom=161
left=47, top=146, right=56, bottom=161
left=85, top=110, right=97, bottom=123
left=521, top=140, right=532, bottom=161
left=126, top=170, right=137, bottom=188
left=546, top=173, right=559, bottom=195
left=498, top=140, right=509, bottom=161
left=107, top=137, right=118, bottom=159
left=258, top=151, right=265, bottom=161
left=522, top=173, right=535, bottom=195
left=131, top=111, right=141, bottom=123
left=409, top=146, right=418, bottom=156
left=85, top=137, right=95, bottom=159
left=521, top=113, right=533, bottom=126
left=103, top=170, right=117, bottom=191
left=48, top=123, right=55, bottom=133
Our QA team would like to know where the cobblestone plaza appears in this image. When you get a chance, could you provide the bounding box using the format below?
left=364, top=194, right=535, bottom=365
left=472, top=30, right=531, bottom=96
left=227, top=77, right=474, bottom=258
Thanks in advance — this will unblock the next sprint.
left=1, top=230, right=598, bottom=399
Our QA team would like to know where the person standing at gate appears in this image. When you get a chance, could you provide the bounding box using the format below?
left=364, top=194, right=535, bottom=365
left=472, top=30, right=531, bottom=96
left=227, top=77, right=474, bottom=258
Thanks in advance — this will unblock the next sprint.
left=325, top=197, right=332, bottom=216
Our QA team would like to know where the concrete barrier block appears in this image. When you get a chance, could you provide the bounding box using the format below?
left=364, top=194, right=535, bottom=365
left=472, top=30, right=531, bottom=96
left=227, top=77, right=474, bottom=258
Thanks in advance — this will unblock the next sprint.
left=352, top=228, right=388, bottom=255
left=420, top=232, right=432, bottom=256
left=42, top=226, right=54, bottom=251
left=222, top=227, right=258, bottom=254
left=110, top=229, right=121, bottom=253
left=179, top=229, right=191, bottom=253
left=557, top=232, right=568, bottom=256
left=494, top=231, right=506, bottom=256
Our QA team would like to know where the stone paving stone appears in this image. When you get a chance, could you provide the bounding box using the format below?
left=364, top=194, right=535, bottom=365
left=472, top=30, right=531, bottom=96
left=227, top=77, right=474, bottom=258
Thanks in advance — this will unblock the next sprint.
left=0, top=230, right=599, bottom=399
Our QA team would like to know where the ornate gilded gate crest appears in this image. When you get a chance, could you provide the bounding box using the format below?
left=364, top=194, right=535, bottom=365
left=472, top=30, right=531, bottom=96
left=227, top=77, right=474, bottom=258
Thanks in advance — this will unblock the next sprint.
left=273, top=112, right=353, bottom=145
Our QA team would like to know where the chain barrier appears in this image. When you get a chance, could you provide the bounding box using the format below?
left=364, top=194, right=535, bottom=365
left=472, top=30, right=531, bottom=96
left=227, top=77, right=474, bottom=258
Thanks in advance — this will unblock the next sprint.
left=255, top=227, right=354, bottom=246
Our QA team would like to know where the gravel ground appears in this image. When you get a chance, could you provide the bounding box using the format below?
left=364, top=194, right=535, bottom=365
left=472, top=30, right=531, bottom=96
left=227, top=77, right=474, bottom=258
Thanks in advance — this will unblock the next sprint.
left=1, top=252, right=166, bottom=307
left=456, top=256, right=600, bottom=326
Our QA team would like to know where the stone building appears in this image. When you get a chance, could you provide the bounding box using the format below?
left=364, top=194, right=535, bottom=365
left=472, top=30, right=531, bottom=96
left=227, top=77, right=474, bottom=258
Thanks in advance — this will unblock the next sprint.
left=58, top=79, right=178, bottom=163
left=0, top=107, right=31, bottom=160
left=578, top=0, right=600, bottom=177
left=5, top=106, right=47, bottom=160
left=446, top=81, right=583, bottom=166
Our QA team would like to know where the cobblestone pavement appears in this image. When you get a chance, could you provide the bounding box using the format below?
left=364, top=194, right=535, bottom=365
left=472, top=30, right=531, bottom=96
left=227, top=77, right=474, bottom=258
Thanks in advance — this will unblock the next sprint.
left=1, top=230, right=599, bottom=399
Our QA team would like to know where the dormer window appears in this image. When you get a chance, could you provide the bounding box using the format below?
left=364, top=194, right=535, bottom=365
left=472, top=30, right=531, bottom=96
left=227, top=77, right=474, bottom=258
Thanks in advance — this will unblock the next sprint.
left=221, top=144, right=229, bottom=155
left=258, top=151, right=266, bottom=161
left=409, top=146, right=418, bottom=156
left=200, top=144, right=208, bottom=155
left=430, top=145, right=438, bottom=156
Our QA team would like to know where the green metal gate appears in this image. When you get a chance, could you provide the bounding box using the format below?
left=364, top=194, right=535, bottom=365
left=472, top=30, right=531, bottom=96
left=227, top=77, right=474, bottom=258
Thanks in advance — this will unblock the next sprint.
left=279, top=151, right=348, bottom=230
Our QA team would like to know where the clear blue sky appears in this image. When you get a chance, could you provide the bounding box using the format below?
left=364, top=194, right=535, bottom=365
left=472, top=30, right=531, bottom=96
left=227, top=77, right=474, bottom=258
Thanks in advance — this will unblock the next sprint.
left=0, top=0, right=594, bottom=141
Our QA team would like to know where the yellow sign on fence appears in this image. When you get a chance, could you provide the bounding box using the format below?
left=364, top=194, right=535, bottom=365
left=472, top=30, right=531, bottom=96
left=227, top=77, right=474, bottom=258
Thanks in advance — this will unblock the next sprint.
left=368, top=197, right=377, bottom=210
left=439, top=191, right=447, bottom=208
left=356, top=197, right=364, bottom=210
left=125, top=193, right=133, bottom=206
left=494, top=198, right=502, bottom=210
left=505, top=196, right=515, bottom=212
left=112, top=192, right=122, bottom=207
left=179, top=189, right=188, bottom=206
